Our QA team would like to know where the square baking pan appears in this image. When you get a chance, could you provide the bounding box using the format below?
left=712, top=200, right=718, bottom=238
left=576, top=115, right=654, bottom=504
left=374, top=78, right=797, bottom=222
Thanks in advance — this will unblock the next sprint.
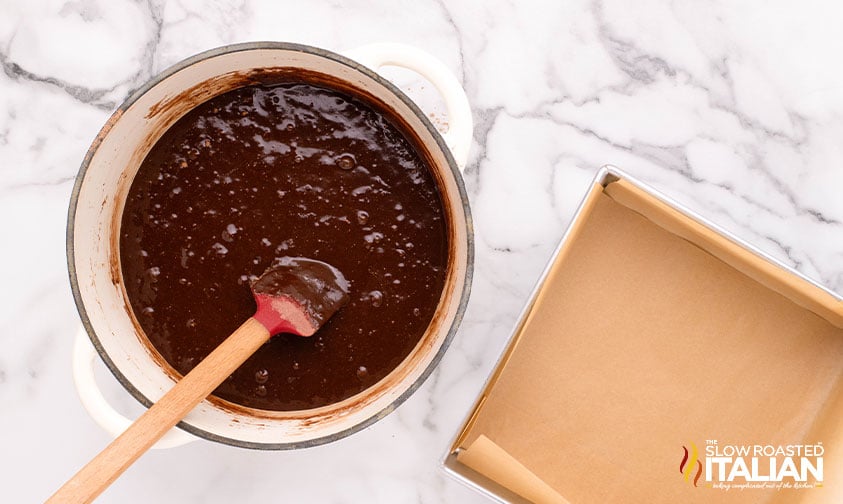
left=443, top=166, right=843, bottom=504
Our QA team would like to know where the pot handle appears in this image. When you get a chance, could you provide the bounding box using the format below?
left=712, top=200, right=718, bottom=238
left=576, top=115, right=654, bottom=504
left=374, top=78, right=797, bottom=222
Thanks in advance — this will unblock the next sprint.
left=344, top=43, right=473, bottom=172
left=72, top=328, right=197, bottom=449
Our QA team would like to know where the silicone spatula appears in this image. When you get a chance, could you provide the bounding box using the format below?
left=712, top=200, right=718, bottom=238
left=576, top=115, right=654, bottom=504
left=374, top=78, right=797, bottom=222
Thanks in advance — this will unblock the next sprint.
left=47, top=257, right=349, bottom=504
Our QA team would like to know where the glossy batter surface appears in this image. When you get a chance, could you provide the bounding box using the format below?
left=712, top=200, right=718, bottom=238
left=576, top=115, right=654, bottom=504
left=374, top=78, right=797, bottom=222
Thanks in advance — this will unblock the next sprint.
left=120, top=82, right=447, bottom=411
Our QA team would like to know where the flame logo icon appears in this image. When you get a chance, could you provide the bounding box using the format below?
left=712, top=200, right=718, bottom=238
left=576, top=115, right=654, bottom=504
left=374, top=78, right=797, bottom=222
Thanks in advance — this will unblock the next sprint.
left=680, top=443, right=703, bottom=487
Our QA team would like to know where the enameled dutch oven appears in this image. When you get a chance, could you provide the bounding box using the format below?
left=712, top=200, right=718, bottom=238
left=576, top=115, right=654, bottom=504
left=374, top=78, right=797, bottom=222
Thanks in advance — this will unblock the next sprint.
left=67, top=42, right=473, bottom=450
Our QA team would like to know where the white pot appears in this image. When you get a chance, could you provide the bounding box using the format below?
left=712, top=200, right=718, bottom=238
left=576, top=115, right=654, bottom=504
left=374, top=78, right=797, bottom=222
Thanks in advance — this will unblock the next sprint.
left=67, top=42, right=474, bottom=449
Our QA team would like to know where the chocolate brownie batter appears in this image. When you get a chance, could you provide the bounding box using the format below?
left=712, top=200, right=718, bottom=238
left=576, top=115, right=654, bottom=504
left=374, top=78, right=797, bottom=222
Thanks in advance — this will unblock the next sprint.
left=120, top=82, right=448, bottom=411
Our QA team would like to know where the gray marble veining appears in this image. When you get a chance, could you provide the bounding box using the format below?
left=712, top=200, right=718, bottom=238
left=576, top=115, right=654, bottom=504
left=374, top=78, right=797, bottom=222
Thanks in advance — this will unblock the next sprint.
left=1, top=0, right=842, bottom=502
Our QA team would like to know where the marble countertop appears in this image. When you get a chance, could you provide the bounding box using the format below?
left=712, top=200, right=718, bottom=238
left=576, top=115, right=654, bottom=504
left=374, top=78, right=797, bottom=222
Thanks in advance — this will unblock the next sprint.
left=3, top=0, right=842, bottom=502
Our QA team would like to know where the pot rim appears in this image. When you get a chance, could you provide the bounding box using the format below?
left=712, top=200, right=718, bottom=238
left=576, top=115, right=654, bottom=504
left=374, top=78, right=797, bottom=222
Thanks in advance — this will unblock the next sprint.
left=66, top=41, right=474, bottom=450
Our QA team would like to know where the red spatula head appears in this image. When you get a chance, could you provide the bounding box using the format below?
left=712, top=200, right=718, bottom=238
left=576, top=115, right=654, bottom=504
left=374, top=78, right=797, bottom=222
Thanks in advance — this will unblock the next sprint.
left=250, top=256, right=350, bottom=337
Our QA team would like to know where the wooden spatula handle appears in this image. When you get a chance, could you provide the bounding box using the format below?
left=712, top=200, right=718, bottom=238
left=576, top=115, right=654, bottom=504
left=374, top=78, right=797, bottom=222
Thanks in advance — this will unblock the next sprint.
left=47, top=317, right=270, bottom=504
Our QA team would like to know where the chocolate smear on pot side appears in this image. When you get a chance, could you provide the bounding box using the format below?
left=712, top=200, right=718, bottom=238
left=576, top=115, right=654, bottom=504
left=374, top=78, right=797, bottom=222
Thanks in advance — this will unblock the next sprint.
left=120, top=82, right=448, bottom=411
